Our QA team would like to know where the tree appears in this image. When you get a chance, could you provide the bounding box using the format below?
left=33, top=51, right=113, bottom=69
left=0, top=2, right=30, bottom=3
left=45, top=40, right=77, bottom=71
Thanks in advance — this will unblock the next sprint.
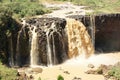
left=0, top=0, right=2, bottom=2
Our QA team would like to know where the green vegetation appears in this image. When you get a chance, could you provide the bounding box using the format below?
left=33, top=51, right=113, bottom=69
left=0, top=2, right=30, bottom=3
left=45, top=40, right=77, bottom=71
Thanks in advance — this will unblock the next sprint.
left=108, top=66, right=120, bottom=80
left=38, top=77, right=41, bottom=80
left=54, top=0, right=120, bottom=14
left=0, top=62, right=17, bottom=80
left=57, top=75, right=64, bottom=80
left=0, top=0, right=52, bottom=64
left=0, top=5, right=19, bottom=64
left=0, top=1, right=51, bottom=19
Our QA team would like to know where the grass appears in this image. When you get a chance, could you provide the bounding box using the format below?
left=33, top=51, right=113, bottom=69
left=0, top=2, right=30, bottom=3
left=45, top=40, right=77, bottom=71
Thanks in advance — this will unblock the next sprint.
left=57, top=75, right=64, bottom=80
left=52, top=0, right=120, bottom=14
left=108, top=66, right=120, bottom=80
left=0, top=62, right=17, bottom=80
left=0, top=0, right=52, bottom=19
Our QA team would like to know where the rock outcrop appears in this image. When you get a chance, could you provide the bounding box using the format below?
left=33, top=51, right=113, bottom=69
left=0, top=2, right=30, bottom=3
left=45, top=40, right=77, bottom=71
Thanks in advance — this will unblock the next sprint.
left=19, top=18, right=68, bottom=66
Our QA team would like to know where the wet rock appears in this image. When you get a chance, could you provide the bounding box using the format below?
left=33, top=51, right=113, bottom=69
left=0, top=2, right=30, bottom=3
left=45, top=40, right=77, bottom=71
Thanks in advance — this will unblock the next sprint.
left=85, top=70, right=96, bottom=74
left=16, top=72, right=21, bottom=76
left=88, top=64, right=95, bottom=68
left=16, top=72, right=26, bottom=77
left=15, top=17, right=68, bottom=66
left=97, top=64, right=112, bottom=75
left=16, top=72, right=28, bottom=80
left=30, top=75, right=34, bottom=79
left=63, top=71, right=70, bottom=74
left=31, top=68, right=43, bottom=73
left=85, top=64, right=112, bottom=75
left=72, top=76, right=81, bottom=80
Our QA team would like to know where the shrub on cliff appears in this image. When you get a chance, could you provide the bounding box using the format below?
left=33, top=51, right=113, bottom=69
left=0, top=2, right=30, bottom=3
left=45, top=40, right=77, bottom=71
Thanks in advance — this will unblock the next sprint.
left=57, top=75, right=64, bottom=80
left=0, top=1, right=51, bottom=64
left=108, top=66, right=120, bottom=80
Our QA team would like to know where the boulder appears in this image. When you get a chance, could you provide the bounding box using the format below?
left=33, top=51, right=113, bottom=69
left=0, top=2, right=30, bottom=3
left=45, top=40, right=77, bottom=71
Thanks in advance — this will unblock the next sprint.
left=31, top=68, right=43, bottom=73
left=88, top=64, right=95, bottom=68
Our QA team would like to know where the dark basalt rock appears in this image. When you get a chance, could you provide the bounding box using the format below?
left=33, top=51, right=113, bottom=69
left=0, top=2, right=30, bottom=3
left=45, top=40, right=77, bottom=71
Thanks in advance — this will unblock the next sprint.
left=1, top=14, right=120, bottom=67
left=16, top=17, right=68, bottom=66
left=67, top=13, right=120, bottom=53
left=95, top=14, right=120, bottom=52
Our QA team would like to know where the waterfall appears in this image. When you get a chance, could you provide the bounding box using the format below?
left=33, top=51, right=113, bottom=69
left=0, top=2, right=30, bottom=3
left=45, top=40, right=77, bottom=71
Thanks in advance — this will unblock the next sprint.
left=16, top=31, right=21, bottom=66
left=46, top=22, right=58, bottom=66
left=9, top=36, right=14, bottom=66
left=30, top=26, right=39, bottom=67
left=6, top=14, right=120, bottom=67
left=52, top=33, right=58, bottom=65
left=45, top=22, right=67, bottom=66
left=66, top=19, right=94, bottom=58
left=12, top=18, right=94, bottom=67
left=46, top=31, right=53, bottom=66
left=90, top=15, right=95, bottom=46
left=16, top=18, right=27, bottom=66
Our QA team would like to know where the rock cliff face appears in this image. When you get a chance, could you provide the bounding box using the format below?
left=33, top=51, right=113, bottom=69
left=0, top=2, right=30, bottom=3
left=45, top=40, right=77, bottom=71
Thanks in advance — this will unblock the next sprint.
left=0, top=17, right=20, bottom=65
left=95, top=14, right=120, bottom=52
left=0, top=13, right=120, bottom=67
left=18, top=18, right=68, bottom=66
left=15, top=17, right=94, bottom=66
left=68, top=14, right=120, bottom=53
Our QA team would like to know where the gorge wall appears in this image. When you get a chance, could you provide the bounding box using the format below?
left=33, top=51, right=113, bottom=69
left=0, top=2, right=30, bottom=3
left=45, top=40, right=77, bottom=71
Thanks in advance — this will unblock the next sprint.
left=95, top=14, right=120, bottom=52
left=16, top=18, right=93, bottom=67
left=68, top=14, right=120, bottom=53
left=16, top=18, right=68, bottom=67
left=0, top=13, right=120, bottom=67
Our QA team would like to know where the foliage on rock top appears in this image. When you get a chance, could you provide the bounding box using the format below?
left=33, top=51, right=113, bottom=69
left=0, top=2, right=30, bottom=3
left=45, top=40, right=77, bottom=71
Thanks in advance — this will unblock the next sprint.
left=57, top=75, right=64, bottom=80
left=0, top=1, right=51, bottom=18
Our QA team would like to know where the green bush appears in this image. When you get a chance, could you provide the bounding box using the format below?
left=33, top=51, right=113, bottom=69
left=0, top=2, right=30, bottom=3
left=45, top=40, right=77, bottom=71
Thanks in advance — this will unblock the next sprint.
left=57, top=75, right=64, bottom=80
left=108, top=67, right=120, bottom=80
left=0, top=1, right=51, bottom=18
left=38, top=77, right=41, bottom=80
left=0, top=62, right=17, bottom=80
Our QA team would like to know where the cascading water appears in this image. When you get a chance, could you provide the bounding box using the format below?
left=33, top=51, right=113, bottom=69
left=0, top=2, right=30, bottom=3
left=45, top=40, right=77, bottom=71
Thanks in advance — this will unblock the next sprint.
left=26, top=18, right=68, bottom=67
left=66, top=19, right=94, bottom=58
left=90, top=15, right=95, bottom=46
left=12, top=18, right=94, bottom=67
left=46, top=31, right=53, bottom=66
left=16, top=31, right=21, bottom=66
left=46, top=22, right=66, bottom=66
left=8, top=36, right=14, bottom=66
left=6, top=14, right=120, bottom=68
left=30, top=26, right=39, bottom=66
